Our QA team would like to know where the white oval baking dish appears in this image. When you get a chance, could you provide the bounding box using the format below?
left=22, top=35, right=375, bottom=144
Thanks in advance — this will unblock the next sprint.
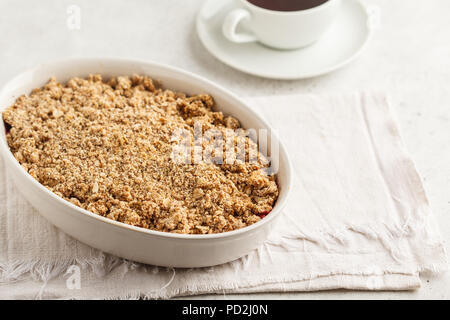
left=0, top=58, right=292, bottom=267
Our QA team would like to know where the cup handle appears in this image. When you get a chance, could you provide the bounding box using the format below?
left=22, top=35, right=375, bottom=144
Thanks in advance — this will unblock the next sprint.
left=222, top=8, right=257, bottom=43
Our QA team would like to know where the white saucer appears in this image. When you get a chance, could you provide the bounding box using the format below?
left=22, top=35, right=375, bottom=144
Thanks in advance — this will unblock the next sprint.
left=196, top=0, right=371, bottom=80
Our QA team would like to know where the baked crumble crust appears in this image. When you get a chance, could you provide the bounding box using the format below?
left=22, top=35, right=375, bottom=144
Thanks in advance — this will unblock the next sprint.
left=2, top=75, right=279, bottom=234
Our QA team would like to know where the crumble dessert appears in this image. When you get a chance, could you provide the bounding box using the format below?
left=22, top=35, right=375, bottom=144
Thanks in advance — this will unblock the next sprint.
left=2, top=75, right=278, bottom=234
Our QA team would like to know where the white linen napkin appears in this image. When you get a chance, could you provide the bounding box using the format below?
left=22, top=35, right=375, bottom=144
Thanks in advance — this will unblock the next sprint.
left=0, top=93, right=447, bottom=299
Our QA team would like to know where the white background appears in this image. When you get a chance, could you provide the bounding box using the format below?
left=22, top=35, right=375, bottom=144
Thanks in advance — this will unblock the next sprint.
left=0, top=0, right=449, bottom=299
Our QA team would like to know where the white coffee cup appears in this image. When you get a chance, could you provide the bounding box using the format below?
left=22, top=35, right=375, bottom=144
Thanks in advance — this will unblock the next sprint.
left=222, top=0, right=341, bottom=50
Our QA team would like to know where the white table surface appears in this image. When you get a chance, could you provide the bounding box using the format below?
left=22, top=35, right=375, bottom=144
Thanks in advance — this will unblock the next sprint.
left=0, top=0, right=449, bottom=299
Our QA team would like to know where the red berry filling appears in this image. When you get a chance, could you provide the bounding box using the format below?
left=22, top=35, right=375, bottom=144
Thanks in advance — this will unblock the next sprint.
left=256, top=210, right=271, bottom=219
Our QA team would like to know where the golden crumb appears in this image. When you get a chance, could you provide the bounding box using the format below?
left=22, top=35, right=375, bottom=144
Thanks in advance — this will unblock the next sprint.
left=2, top=75, right=278, bottom=234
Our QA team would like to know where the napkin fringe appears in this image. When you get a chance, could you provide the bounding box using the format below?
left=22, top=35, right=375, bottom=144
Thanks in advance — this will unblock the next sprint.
left=0, top=257, right=79, bottom=299
left=0, top=255, right=123, bottom=297
left=1, top=258, right=71, bottom=284
left=0, top=254, right=179, bottom=299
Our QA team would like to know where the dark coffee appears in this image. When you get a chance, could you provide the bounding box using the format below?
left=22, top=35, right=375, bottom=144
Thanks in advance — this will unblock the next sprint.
left=247, top=0, right=329, bottom=12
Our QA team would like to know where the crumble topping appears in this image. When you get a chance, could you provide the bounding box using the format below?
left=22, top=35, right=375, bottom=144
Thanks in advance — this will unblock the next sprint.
left=2, top=75, right=278, bottom=234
